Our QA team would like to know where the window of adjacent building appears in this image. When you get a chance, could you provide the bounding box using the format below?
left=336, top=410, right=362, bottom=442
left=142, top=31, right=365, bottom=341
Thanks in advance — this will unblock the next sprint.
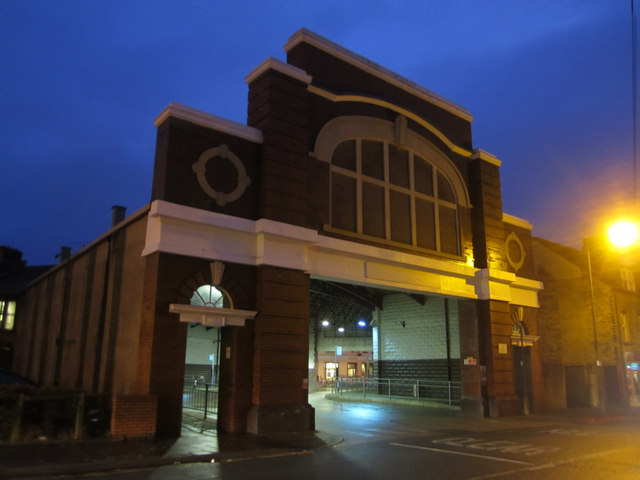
left=325, top=362, right=338, bottom=379
left=0, top=300, right=16, bottom=331
left=621, top=269, right=636, bottom=292
left=347, top=362, right=358, bottom=377
left=330, top=139, right=459, bottom=255
left=620, top=312, right=631, bottom=342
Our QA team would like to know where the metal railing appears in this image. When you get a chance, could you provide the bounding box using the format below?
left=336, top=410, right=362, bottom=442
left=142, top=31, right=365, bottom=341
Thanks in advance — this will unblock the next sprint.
left=331, top=377, right=461, bottom=406
left=182, top=384, right=218, bottom=418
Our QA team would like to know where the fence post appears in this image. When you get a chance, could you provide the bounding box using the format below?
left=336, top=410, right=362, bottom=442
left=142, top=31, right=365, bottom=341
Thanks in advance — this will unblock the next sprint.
left=416, top=380, right=420, bottom=399
left=10, top=393, right=24, bottom=444
left=388, top=379, right=391, bottom=399
left=74, top=392, right=85, bottom=440
left=448, top=381, right=452, bottom=406
left=203, top=383, right=209, bottom=419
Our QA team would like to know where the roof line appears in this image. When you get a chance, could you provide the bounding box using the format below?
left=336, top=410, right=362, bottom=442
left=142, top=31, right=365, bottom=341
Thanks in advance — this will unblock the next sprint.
left=284, top=28, right=473, bottom=122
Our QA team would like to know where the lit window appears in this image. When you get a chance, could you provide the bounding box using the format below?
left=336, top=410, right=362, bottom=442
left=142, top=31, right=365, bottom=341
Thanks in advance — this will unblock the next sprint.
left=347, top=362, right=357, bottom=377
left=190, top=285, right=229, bottom=308
left=621, top=269, right=636, bottom=292
left=0, top=301, right=16, bottom=331
left=325, top=362, right=338, bottom=379
left=330, top=139, right=459, bottom=255
left=620, top=312, right=631, bottom=342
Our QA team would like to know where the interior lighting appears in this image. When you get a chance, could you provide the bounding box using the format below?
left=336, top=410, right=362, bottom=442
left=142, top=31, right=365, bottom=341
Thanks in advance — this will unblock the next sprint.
left=338, top=327, right=345, bottom=333
left=357, top=320, right=367, bottom=327
left=321, top=320, right=330, bottom=327
left=607, top=219, right=640, bottom=249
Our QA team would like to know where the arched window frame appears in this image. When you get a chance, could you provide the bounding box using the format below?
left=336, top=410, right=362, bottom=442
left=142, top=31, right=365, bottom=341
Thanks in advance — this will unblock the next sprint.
left=190, top=284, right=234, bottom=309
left=313, top=116, right=470, bottom=256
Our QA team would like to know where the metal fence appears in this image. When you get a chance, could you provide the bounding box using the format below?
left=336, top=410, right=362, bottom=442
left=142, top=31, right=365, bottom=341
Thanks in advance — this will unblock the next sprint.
left=182, top=384, right=218, bottom=418
left=331, top=377, right=461, bottom=406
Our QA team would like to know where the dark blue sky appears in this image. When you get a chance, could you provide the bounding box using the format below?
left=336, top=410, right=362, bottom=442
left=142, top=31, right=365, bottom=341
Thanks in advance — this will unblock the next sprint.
left=1, top=1, right=637, bottom=265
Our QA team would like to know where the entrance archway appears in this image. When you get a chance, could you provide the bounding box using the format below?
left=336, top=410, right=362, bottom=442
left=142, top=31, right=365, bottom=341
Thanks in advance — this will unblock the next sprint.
left=309, top=279, right=462, bottom=425
left=170, top=262, right=257, bottom=434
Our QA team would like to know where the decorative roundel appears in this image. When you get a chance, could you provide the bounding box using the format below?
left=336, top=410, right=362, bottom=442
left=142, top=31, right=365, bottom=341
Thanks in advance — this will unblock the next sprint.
left=505, top=231, right=526, bottom=272
left=192, top=144, right=251, bottom=206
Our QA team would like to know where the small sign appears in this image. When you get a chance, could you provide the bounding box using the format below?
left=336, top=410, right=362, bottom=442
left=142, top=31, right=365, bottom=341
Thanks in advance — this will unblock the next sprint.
left=498, top=343, right=508, bottom=354
left=464, top=357, right=477, bottom=366
left=209, top=354, right=214, bottom=361
left=336, top=346, right=343, bottom=356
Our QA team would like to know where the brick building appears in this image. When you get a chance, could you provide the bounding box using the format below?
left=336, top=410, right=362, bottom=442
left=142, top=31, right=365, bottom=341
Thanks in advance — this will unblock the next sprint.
left=533, top=236, right=640, bottom=409
left=0, top=246, right=52, bottom=370
left=13, top=29, right=543, bottom=439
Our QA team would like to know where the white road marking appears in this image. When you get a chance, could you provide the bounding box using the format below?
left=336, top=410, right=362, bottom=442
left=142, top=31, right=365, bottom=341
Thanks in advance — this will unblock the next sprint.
left=463, top=447, right=626, bottom=480
left=389, top=442, right=533, bottom=466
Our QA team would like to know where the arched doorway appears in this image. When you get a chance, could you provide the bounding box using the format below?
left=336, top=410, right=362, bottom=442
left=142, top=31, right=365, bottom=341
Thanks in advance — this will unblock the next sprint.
left=170, top=262, right=257, bottom=434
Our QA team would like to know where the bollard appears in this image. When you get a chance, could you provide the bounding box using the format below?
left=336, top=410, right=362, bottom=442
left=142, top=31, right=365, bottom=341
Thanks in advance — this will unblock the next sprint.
left=74, top=392, right=85, bottom=439
left=10, top=393, right=24, bottom=444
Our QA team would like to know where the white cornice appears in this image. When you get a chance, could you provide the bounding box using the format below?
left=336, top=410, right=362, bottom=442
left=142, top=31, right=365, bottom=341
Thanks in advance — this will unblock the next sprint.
left=470, top=148, right=502, bottom=167
left=154, top=102, right=263, bottom=144
left=245, top=56, right=312, bottom=85
left=142, top=200, right=542, bottom=307
left=503, top=213, right=533, bottom=231
left=169, top=304, right=257, bottom=327
left=284, top=28, right=473, bottom=122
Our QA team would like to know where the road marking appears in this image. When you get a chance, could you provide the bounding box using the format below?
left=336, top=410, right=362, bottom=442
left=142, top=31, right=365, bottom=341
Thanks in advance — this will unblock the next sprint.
left=431, top=436, right=559, bottom=456
left=464, top=448, right=626, bottom=480
left=389, top=442, right=533, bottom=466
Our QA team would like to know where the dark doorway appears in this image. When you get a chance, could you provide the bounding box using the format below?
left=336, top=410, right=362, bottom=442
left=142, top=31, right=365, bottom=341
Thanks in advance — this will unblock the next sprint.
left=513, top=346, right=533, bottom=413
left=565, top=365, right=590, bottom=407
left=603, top=366, right=621, bottom=406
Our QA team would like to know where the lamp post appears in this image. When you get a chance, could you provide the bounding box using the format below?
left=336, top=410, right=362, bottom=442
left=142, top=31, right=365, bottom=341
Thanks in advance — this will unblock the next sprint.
left=585, top=243, right=604, bottom=412
left=585, top=219, right=639, bottom=412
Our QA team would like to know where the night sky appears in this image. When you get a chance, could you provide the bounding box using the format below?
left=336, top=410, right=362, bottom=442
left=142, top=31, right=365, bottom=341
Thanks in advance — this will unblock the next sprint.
left=1, top=1, right=637, bottom=266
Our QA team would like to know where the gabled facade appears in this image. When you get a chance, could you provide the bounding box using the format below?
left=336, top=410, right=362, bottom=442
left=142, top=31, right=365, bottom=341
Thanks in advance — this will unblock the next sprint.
left=14, top=29, right=542, bottom=438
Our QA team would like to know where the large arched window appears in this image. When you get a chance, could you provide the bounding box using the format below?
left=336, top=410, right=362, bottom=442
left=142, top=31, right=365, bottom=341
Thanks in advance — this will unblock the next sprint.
left=329, top=138, right=460, bottom=255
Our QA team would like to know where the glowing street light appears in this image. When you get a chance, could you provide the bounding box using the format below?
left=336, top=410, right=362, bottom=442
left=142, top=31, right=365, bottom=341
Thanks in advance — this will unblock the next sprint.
left=586, top=216, right=639, bottom=412
left=607, top=219, right=640, bottom=249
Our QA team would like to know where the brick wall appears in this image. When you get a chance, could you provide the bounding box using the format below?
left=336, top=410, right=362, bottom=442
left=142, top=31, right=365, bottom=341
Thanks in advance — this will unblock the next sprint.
left=247, top=69, right=310, bottom=227
left=110, top=394, right=158, bottom=439
left=377, top=294, right=460, bottom=383
left=253, top=266, right=310, bottom=406
left=469, top=157, right=507, bottom=271
left=379, top=294, right=460, bottom=360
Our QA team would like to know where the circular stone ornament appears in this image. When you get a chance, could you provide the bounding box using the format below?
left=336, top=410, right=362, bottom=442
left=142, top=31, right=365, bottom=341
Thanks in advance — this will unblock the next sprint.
left=505, top=231, right=526, bottom=272
left=192, top=144, right=251, bottom=206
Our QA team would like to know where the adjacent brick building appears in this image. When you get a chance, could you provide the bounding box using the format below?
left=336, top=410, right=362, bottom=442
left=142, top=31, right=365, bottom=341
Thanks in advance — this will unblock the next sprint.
left=13, top=29, right=543, bottom=438
left=533, top=236, right=640, bottom=409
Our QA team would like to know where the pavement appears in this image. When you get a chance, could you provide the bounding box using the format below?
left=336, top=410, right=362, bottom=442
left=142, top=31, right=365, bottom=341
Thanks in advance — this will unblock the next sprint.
left=1, top=397, right=639, bottom=479
left=0, top=410, right=342, bottom=479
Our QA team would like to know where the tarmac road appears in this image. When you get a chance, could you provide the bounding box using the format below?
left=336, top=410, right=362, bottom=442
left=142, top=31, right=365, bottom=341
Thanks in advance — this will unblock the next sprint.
left=7, top=393, right=640, bottom=480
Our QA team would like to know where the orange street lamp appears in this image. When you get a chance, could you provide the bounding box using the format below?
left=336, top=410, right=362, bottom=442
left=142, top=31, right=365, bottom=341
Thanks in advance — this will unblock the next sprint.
left=586, top=217, right=639, bottom=412
left=607, top=219, right=640, bottom=249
